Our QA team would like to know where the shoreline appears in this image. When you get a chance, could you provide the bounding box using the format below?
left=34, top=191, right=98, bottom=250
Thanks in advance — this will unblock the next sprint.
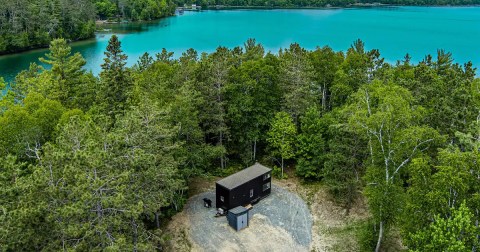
left=0, top=37, right=99, bottom=58
left=0, top=14, right=175, bottom=57
left=2, top=4, right=480, bottom=57
left=198, top=3, right=480, bottom=10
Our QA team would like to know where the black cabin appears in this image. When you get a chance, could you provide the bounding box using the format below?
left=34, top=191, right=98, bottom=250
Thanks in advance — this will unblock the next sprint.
left=216, top=163, right=272, bottom=210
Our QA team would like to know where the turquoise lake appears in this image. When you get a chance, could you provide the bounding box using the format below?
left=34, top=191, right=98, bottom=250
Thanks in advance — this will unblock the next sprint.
left=1, top=6, right=480, bottom=82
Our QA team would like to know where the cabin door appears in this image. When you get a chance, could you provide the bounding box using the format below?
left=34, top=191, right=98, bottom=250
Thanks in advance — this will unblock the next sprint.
left=237, top=213, right=247, bottom=230
left=243, top=213, right=248, bottom=227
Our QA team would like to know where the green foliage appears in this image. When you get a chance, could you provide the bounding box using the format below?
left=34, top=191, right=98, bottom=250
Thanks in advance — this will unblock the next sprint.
left=455, top=119, right=480, bottom=151
left=272, top=165, right=289, bottom=179
left=195, top=47, right=233, bottom=169
left=309, top=46, right=344, bottom=111
left=358, top=219, right=379, bottom=252
left=397, top=51, right=478, bottom=140
left=0, top=92, right=66, bottom=159
left=278, top=43, right=316, bottom=123
left=296, top=107, right=326, bottom=179
left=267, top=111, right=297, bottom=178
left=330, top=40, right=384, bottom=108
left=0, top=155, right=51, bottom=251
left=323, top=110, right=366, bottom=211
left=227, top=48, right=281, bottom=164
left=98, top=35, right=133, bottom=121
left=3, top=38, right=480, bottom=250
left=0, top=0, right=176, bottom=54
left=15, top=40, right=96, bottom=110
left=345, top=79, right=442, bottom=250
left=39, top=39, right=95, bottom=109
left=94, top=0, right=176, bottom=21
left=95, top=0, right=118, bottom=19
left=2, top=102, right=186, bottom=250
left=409, top=202, right=479, bottom=252
left=0, top=78, right=15, bottom=114
left=402, top=148, right=480, bottom=250
left=0, top=0, right=96, bottom=54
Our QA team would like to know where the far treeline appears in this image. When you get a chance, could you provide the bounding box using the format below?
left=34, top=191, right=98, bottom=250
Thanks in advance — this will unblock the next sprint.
left=1, top=36, right=479, bottom=251
left=177, top=0, right=480, bottom=8
left=0, top=0, right=176, bottom=54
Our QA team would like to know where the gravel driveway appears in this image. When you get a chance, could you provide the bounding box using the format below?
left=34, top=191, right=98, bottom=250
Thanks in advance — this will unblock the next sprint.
left=184, top=184, right=313, bottom=251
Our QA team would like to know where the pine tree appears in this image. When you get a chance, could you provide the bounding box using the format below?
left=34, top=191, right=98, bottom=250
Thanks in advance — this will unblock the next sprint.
left=99, top=35, right=132, bottom=122
left=40, top=39, right=89, bottom=108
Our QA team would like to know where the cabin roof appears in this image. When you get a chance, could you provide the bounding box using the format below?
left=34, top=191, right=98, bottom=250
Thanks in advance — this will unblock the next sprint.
left=216, top=163, right=271, bottom=190
left=229, top=206, right=248, bottom=215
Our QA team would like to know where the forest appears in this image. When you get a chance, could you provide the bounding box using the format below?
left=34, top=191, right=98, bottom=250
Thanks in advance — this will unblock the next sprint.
left=0, top=35, right=479, bottom=251
left=0, top=0, right=176, bottom=54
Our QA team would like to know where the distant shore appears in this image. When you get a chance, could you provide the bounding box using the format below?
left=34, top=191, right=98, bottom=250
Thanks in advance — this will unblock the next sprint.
left=2, top=4, right=480, bottom=57
left=194, top=3, right=480, bottom=10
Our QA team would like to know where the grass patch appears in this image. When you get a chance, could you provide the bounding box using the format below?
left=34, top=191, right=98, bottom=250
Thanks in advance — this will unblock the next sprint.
left=327, top=220, right=365, bottom=251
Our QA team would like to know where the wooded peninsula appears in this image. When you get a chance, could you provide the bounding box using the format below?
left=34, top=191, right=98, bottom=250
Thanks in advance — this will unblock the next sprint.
left=0, top=35, right=479, bottom=250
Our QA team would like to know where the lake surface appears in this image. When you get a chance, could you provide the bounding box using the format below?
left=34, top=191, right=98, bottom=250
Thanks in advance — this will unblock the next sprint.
left=1, top=7, right=480, bottom=82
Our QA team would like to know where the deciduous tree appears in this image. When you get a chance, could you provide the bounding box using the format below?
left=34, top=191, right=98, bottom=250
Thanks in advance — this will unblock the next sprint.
left=267, top=111, right=297, bottom=178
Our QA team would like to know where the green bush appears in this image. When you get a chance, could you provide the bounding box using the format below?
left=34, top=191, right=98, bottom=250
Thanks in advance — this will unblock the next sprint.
left=358, top=219, right=378, bottom=252
left=272, top=165, right=288, bottom=179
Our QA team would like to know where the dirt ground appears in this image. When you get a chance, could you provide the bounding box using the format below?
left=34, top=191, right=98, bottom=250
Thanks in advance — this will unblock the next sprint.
left=165, top=173, right=370, bottom=252
left=274, top=174, right=370, bottom=252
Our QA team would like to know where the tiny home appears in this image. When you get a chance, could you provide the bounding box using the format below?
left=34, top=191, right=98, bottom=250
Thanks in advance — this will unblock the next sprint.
left=226, top=206, right=250, bottom=231
left=216, top=163, right=272, bottom=210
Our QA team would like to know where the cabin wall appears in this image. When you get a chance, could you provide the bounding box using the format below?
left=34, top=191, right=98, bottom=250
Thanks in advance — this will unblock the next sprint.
left=229, top=172, right=272, bottom=209
left=215, top=184, right=230, bottom=209
left=260, top=171, right=272, bottom=197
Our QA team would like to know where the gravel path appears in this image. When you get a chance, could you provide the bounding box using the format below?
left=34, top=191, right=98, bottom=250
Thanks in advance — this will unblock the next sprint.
left=184, top=184, right=313, bottom=251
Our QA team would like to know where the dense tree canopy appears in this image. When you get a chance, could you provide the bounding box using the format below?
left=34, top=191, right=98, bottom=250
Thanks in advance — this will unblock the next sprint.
left=0, top=0, right=175, bottom=54
left=1, top=37, right=479, bottom=250
left=0, top=0, right=96, bottom=54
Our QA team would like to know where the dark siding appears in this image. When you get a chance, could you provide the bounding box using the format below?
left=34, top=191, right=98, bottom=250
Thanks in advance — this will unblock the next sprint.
left=215, top=184, right=230, bottom=209
left=217, top=172, right=272, bottom=210
left=261, top=172, right=272, bottom=197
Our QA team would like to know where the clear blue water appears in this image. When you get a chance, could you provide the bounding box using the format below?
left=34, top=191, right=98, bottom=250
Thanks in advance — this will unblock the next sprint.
left=1, top=7, right=480, bottom=82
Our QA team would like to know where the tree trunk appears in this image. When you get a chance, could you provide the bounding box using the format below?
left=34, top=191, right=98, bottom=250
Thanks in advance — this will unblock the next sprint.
left=322, top=81, right=327, bottom=110
left=155, top=212, right=160, bottom=229
left=253, top=139, right=257, bottom=161
left=375, top=221, right=384, bottom=252
left=475, top=209, right=479, bottom=251
left=220, top=131, right=224, bottom=169
left=132, top=217, right=138, bottom=252
left=281, top=156, right=284, bottom=179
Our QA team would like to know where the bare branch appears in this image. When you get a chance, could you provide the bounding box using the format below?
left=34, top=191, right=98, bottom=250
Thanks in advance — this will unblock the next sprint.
left=390, top=138, right=434, bottom=180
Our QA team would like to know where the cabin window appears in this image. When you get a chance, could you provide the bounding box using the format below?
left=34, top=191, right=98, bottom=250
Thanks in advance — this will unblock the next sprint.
left=220, top=196, right=224, bottom=202
left=263, top=182, right=271, bottom=191
left=250, top=189, right=254, bottom=197
left=263, top=173, right=271, bottom=180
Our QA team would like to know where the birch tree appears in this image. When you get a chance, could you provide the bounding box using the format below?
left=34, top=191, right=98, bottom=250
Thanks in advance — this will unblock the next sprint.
left=345, top=80, right=441, bottom=252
